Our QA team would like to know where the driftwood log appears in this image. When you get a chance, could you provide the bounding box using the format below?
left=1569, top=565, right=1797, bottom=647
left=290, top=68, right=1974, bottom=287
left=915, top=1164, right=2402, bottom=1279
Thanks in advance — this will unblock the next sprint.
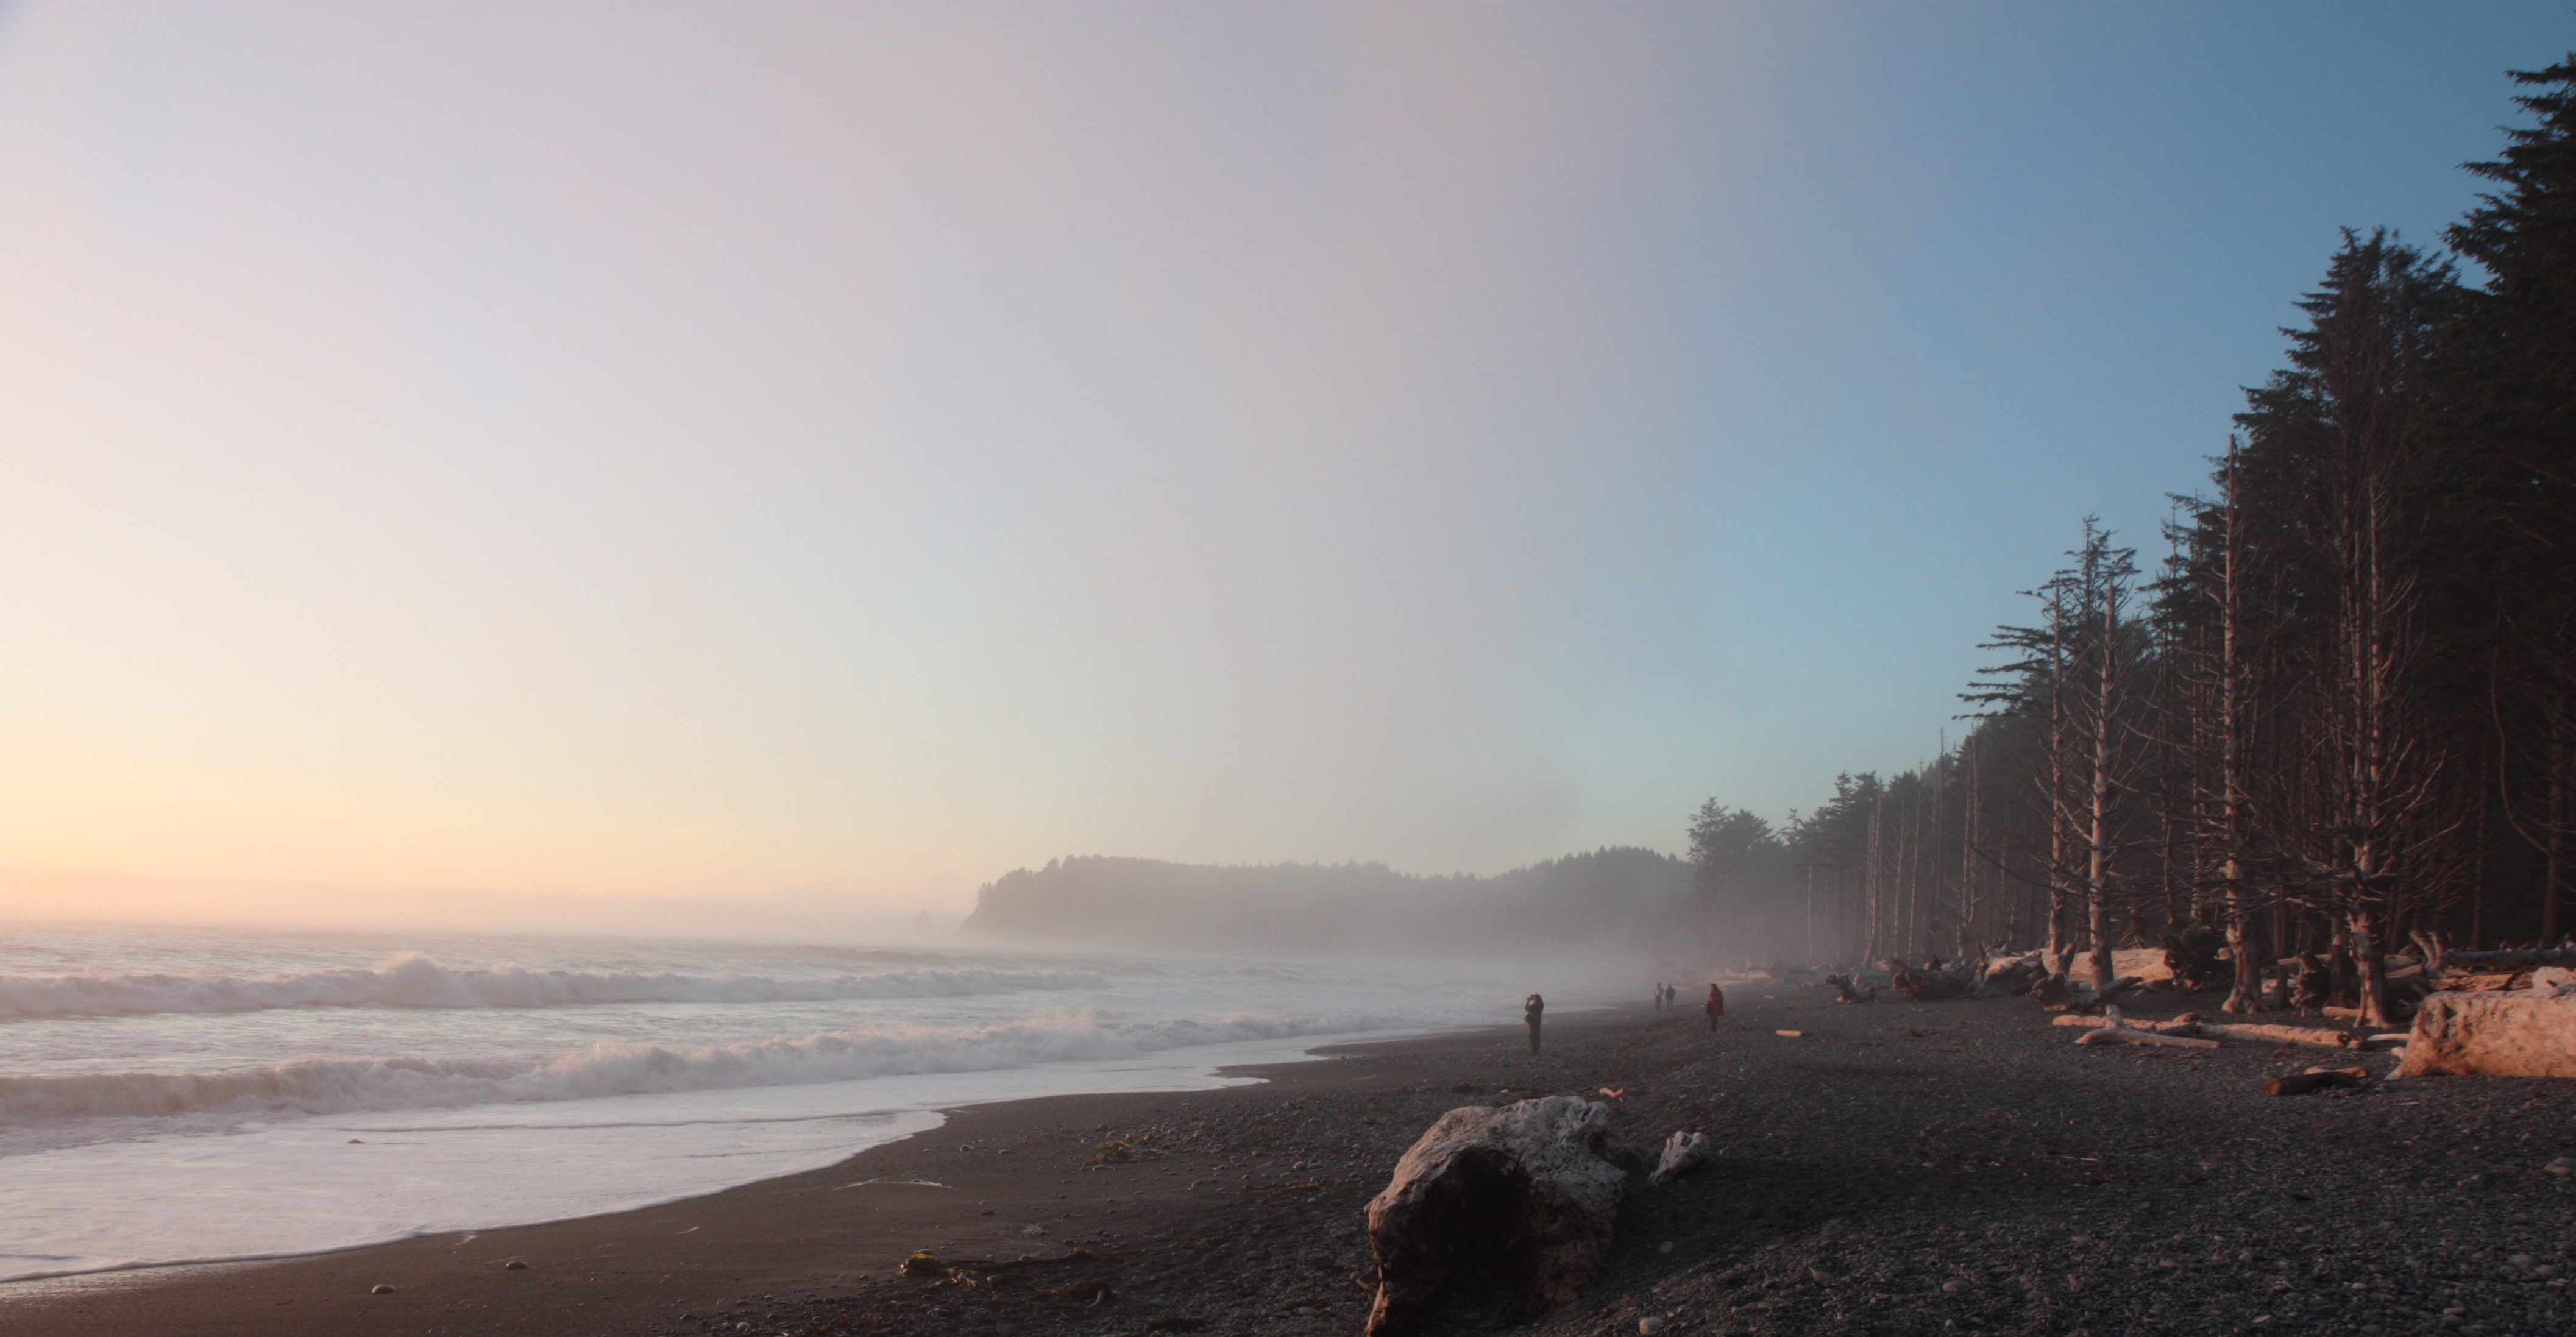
left=1976, top=953, right=2047, bottom=997
left=1824, top=974, right=1876, bottom=1004
left=2051, top=1013, right=2366, bottom=1050
left=2264, top=1066, right=2372, bottom=1096
left=2399, top=990, right=2576, bottom=1078
left=2033, top=975, right=2145, bottom=1013
left=1889, top=962, right=1970, bottom=1002
left=2067, top=1007, right=2221, bottom=1049
left=2442, top=948, right=2576, bottom=971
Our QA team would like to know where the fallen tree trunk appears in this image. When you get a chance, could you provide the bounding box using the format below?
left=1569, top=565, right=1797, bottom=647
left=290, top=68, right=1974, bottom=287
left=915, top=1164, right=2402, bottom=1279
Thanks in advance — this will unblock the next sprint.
left=2069, top=1007, right=2220, bottom=1049
left=2441, top=949, right=2576, bottom=971
left=2049, top=1014, right=2365, bottom=1049
left=2398, top=990, right=2576, bottom=1078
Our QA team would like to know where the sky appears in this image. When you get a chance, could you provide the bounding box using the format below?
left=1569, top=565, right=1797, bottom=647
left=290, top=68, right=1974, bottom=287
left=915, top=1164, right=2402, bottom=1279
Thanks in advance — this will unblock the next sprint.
left=0, top=2, right=2567, bottom=936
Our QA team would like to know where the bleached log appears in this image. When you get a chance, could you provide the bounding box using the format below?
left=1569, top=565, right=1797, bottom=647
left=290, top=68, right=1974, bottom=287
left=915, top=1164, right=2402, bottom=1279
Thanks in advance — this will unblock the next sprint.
left=2050, top=1013, right=2203, bottom=1036
left=2070, top=1006, right=2221, bottom=1049
left=2076, top=1025, right=2220, bottom=1050
left=2398, top=990, right=2576, bottom=1078
left=2200, top=1022, right=2363, bottom=1049
left=2051, top=1014, right=2362, bottom=1049
left=2442, top=949, right=2576, bottom=971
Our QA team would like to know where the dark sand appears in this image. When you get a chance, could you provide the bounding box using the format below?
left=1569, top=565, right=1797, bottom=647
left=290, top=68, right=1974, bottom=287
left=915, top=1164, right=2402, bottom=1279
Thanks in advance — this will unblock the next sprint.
left=5, top=989, right=2571, bottom=1337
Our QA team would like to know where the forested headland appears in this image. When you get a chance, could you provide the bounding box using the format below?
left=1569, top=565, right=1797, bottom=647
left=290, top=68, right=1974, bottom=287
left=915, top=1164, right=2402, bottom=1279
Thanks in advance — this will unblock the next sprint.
left=1691, top=57, right=2576, bottom=1029
left=958, top=850, right=1695, bottom=958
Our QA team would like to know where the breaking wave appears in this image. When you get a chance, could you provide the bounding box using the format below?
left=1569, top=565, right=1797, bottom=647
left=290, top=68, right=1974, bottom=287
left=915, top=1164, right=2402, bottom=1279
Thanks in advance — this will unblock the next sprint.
left=0, top=954, right=1103, bottom=1020
left=0, top=1010, right=1378, bottom=1122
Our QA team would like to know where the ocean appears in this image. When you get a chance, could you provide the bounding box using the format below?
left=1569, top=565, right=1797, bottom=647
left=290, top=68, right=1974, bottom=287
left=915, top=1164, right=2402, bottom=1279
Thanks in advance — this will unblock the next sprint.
left=0, top=921, right=1557, bottom=1284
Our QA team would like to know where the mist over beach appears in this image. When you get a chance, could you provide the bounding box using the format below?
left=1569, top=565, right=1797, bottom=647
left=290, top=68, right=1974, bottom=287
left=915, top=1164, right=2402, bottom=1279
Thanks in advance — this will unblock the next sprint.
left=4, top=5, right=2575, bottom=1336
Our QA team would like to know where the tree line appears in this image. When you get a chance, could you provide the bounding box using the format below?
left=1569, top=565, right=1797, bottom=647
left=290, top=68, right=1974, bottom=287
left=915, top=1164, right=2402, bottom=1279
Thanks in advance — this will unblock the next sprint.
left=1691, top=55, right=2575, bottom=1030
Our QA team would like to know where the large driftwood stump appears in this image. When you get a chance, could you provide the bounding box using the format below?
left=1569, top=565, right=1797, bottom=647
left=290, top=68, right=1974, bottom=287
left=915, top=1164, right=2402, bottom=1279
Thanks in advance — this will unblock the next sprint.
left=1889, top=960, right=1970, bottom=1001
left=2400, top=990, right=2576, bottom=1077
left=1976, top=953, right=2046, bottom=997
left=1364, top=1096, right=1627, bottom=1336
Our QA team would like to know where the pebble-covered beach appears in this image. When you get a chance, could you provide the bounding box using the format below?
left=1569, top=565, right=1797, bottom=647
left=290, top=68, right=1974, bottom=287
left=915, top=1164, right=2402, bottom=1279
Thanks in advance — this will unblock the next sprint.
left=6, top=988, right=2569, bottom=1337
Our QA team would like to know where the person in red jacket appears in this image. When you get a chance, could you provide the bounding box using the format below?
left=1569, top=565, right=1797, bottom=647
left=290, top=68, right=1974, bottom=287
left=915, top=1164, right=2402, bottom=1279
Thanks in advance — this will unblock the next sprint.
left=1703, top=982, right=1725, bottom=1032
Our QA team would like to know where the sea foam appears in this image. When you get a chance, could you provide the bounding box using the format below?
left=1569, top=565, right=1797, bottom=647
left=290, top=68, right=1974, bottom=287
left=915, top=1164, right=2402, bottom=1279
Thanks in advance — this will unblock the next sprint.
left=0, top=1009, right=1384, bottom=1122
left=0, top=954, right=1102, bottom=1019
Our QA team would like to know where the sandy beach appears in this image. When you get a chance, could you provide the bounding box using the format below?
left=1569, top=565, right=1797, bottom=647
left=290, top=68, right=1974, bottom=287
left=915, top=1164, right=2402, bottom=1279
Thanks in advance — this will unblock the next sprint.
left=5, top=988, right=2570, bottom=1337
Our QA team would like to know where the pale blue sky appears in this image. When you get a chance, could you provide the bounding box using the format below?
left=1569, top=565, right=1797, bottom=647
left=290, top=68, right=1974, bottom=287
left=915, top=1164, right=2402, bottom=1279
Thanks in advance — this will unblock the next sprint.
left=0, top=2, right=2565, bottom=929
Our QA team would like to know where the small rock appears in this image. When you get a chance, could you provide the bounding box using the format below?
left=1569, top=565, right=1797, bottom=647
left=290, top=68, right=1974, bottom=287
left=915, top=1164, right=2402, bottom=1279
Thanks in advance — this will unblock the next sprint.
left=2508, top=1254, right=2534, bottom=1268
left=369, top=1283, right=396, bottom=1294
left=1775, top=1030, right=1804, bottom=1038
left=1639, top=1319, right=1668, bottom=1335
left=502, top=1260, right=528, bottom=1271
left=2546, top=1157, right=2575, bottom=1176
left=2025, top=1290, right=2046, bottom=1304
left=1658, top=1241, right=1674, bottom=1254
left=1941, top=1279, right=1968, bottom=1293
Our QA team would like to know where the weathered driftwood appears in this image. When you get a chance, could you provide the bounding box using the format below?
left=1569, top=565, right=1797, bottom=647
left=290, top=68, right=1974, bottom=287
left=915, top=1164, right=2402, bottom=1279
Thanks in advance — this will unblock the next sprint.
left=2218, top=1022, right=2364, bottom=1049
left=2443, top=948, right=2576, bottom=971
left=2051, top=1013, right=2364, bottom=1050
left=2264, top=1066, right=2371, bottom=1096
left=2398, top=990, right=2576, bottom=1078
left=1889, top=961, right=1970, bottom=1002
left=1647, top=1130, right=1715, bottom=1186
left=2034, top=975, right=2146, bottom=1013
left=2069, top=1007, right=2221, bottom=1050
left=2162, top=923, right=2227, bottom=991
left=1976, top=953, right=2047, bottom=998
left=1824, top=974, right=1876, bottom=1004
left=1365, top=1097, right=1628, bottom=1336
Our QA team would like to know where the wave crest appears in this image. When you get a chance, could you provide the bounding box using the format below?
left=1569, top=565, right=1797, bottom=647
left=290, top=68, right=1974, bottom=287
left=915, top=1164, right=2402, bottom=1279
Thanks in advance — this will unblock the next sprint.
left=0, top=954, right=1104, bottom=1020
left=0, top=1010, right=1369, bottom=1121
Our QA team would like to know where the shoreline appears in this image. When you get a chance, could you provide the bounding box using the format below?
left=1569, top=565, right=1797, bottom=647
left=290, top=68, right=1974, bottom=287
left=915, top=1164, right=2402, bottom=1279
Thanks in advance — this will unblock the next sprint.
left=7, top=992, right=2570, bottom=1336
left=0, top=1013, right=1559, bottom=1335
left=0, top=1013, right=1503, bottom=1289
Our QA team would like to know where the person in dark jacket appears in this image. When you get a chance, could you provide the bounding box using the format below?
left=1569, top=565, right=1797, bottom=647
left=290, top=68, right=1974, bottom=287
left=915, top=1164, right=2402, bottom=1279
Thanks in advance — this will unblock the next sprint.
left=1703, top=982, right=1725, bottom=1032
left=1524, top=993, right=1545, bottom=1055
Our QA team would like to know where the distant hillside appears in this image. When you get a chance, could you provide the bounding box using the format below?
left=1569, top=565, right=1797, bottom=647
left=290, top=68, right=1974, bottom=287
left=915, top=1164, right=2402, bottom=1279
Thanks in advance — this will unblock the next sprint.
left=957, top=848, right=1694, bottom=958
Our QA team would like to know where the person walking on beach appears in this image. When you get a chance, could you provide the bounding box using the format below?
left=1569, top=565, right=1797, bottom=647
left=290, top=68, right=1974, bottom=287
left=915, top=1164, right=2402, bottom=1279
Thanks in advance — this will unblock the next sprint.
left=1703, top=982, right=1725, bottom=1032
left=1653, top=981, right=1664, bottom=1010
left=1524, top=993, right=1545, bottom=1055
